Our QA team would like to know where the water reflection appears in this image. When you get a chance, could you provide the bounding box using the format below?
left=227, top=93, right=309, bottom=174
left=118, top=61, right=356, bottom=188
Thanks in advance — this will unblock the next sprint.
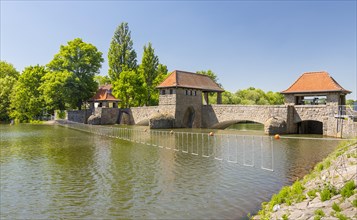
left=0, top=124, right=340, bottom=219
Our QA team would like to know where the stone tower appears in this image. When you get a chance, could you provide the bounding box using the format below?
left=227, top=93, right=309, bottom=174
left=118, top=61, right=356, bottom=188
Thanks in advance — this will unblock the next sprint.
left=156, top=70, right=224, bottom=128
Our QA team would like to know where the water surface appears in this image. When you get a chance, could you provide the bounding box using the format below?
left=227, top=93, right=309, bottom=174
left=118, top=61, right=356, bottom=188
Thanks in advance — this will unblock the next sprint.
left=0, top=124, right=340, bottom=219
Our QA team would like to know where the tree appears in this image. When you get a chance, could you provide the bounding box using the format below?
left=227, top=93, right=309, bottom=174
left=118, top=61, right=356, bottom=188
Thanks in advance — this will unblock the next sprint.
left=151, top=64, right=168, bottom=105
left=139, top=42, right=160, bottom=105
left=94, top=75, right=111, bottom=86
left=112, top=69, right=146, bottom=108
left=10, top=65, right=47, bottom=122
left=196, top=70, right=222, bottom=87
left=0, top=61, right=19, bottom=121
left=39, top=70, right=73, bottom=111
left=47, top=38, right=104, bottom=109
left=108, top=22, right=137, bottom=81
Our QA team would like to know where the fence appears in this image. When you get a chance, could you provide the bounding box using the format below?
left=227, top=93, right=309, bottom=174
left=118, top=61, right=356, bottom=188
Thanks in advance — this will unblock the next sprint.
left=57, top=120, right=277, bottom=171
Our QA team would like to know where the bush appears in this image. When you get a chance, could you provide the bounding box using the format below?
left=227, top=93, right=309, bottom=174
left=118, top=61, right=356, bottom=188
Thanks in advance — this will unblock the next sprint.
left=55, top=110, right=66, bottom=119
left=340, top=180, right=356, bottom=198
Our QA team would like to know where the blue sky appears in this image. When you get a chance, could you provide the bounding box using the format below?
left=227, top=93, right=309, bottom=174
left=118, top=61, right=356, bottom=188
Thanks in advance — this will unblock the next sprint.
left=1, top=1, right=356, bottom=99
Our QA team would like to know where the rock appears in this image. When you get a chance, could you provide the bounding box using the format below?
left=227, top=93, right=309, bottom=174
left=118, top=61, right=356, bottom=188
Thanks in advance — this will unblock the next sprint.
left=264, top=117, right=287, bottom=135
left=149, top=113, right=175, bottom=129
left=273, top=204, right=280, bottom=212
left=87, top=114, right=101, bottom=125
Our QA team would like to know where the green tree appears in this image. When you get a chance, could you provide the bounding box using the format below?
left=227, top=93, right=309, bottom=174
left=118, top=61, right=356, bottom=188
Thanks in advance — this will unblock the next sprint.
left=94, top=75, right=111, bottom=86
left=196, top=70, right=222, bottom=87
left=112, top=69, right=146, bottom=108
left=108, top=22, right=137, bottom=81
left=151, top=64, right=168, bottom=105
left=47, top=38, right=103, bottom=109
left=39, top=70, right=73, bottom=111
left=10, top=65, right=47, bottom=122
left=0, top=61, right=19, bottom=121
left=139, top=42, right=160, bottom=105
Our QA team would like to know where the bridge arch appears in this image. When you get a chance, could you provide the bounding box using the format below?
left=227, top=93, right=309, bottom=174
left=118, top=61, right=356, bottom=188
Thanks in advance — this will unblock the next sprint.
left=296, top=120, right=323, bottom=134
left=210, top=120, right=264, bottom=129
left=182, top=106, right=195, bottom=128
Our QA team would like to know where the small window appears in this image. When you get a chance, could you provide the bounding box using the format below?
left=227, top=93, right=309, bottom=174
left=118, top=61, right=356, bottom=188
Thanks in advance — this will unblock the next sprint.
left=194, top=91, right=197, bottom=96
left=170, top=89, right=173, bottom=94
left=186, top=90, right=188, bottom=95
left=161, top=90, right=166, bottom=95
left=190, top=90, right=193, bottom=96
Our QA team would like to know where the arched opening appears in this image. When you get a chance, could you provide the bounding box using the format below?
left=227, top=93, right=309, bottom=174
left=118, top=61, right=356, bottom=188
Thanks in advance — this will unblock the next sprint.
left=120, top=111, right=131, bottom=124
left=183, top=106, right=195, bottom=128
left=226, top=120, right=264, bottom=131
left=297, top=120, right=323, bottom=134
left=211, top=120, right=264, bottom=130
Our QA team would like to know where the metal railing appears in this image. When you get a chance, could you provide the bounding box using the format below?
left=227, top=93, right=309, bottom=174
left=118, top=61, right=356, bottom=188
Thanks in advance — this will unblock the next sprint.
left=57, top=120, right=275, bottom=172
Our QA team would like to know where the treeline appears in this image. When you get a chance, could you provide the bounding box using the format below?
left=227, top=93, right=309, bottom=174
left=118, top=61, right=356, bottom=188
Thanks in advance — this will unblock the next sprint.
left=0, top=22, right=169, bottom=122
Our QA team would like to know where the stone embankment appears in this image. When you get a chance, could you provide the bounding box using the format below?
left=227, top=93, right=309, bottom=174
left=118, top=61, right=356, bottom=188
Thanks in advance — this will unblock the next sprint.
left=254, top=139, right=357, bottom=220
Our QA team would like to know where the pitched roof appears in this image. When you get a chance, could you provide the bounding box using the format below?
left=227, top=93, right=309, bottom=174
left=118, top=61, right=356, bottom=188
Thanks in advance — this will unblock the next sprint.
left=89, top=84, right=120, bottom=102
left=156, top=70, right=224, bottom=92
left=281, top=71, right=351, bottom=94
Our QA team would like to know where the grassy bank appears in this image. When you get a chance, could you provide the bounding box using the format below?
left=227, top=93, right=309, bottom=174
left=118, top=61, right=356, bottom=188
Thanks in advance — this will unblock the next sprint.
left=254, top=139, right=357, bottom=220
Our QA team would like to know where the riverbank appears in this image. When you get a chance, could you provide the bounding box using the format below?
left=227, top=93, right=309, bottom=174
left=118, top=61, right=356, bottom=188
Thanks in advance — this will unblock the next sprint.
left=254, top=139, right=357, bottom=220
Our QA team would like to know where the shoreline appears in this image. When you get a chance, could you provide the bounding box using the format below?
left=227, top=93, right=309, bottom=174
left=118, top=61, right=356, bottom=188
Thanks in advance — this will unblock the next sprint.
left=253, top=139, right=357, bottom=220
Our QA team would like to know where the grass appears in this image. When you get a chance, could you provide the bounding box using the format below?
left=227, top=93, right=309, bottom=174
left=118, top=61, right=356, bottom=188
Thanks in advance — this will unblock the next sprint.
left=340, top=180, right=356, bottom=198
left=336, top=212, right=349, bottom=220
left=320, top=184, right=338, bottom=201
left=307, top=189, right=318, bottom=199
left=352, top=199, right=357, bottom=208
left=332, top=202, right=341, bottom=212
left=314, top=209, right=325, bottom=220
left=282, top=214, right=288, bottom=220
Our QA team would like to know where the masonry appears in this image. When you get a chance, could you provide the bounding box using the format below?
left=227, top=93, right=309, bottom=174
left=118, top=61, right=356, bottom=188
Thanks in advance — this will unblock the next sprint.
left=66, top=70, right=356, bottom=138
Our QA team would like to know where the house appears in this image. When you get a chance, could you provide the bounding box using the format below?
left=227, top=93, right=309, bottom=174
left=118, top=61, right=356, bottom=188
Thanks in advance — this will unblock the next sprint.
left=281, top=71, right=351, bottom=106
left=88, top=84, right=120, bottom=109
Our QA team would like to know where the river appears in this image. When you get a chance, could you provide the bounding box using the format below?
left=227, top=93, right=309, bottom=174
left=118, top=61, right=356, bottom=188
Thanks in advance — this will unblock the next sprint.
left=0, top=123, right=341, bottom=219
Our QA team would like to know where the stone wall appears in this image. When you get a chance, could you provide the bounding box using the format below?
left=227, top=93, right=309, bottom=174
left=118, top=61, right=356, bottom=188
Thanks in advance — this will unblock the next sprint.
left=129, top=105, right=176, bottom=125
left=202, top=105, right=288, bottom=128
left=174, top=88, right=202, bottom=128
left=95, top=108, right=120, bottom=125
left=67, top=109, right=92, bottom=123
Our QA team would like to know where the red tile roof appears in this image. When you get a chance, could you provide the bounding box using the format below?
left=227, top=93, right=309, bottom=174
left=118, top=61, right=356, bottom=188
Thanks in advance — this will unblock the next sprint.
left=156, top=70, right=224, bottom=92
left=281, top=71, right=351, bottom=94
left=89, top=84, right=120, bottom=102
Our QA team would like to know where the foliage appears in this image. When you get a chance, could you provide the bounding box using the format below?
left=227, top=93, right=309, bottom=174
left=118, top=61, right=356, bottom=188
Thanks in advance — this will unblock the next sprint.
left=346, top=99, right=356, bottom=106
left=335, top=213, right=349, bottom=220
left=282, top=214, right=289, bottom=220
left=320, top=184, right=338, bottom=201
left=352, top=199, right=357, bottom=207
left=108, top=22, right=137, bottom=81
left=197, top=70, right=221, bottom=87
left=0, top=61, right=19, bottom=121
left=55, top=110, right=66, bottom=119
left=47, top=38, right=103, bottom=109
left=268, top=181, right=305, bottom=211
left=314, top=209, right=325, bottom=220
left=94, top=75, right=111, bottom=86
left=332, top=202, right=341, bottom=212
left=139, top=42, right=159, bottom=105
left=340, top=180, right=355, bottom=198
left=221, top=87, right=284, bottom=105
left=112, top=69, right=146, bottom=108
left=307, top=189, right=318, bottom=199
left=39, top=70, right=73, bottom=111
left=10, top=65, right=47, bottom=122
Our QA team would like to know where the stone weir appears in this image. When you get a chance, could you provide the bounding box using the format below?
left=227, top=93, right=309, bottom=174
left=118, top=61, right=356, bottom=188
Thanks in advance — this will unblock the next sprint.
left=66, top=104, right=356, bottom=138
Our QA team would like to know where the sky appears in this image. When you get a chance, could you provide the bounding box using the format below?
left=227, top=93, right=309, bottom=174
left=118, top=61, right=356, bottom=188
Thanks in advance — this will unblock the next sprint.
left=1, top=0, right=356, bottom=99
